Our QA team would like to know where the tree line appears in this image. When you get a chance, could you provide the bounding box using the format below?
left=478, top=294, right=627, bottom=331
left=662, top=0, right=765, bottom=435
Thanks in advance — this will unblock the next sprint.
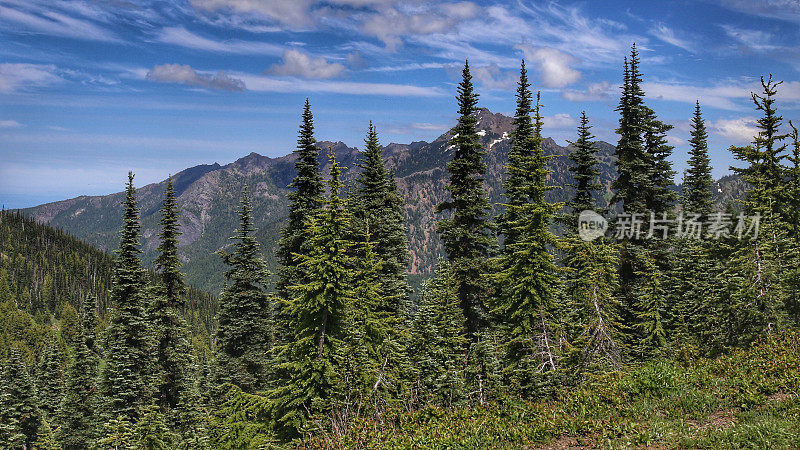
left=2, top=43, right=800, bottom=448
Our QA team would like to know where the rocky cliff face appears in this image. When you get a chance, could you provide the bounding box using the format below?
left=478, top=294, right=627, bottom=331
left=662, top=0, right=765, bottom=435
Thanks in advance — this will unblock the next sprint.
left=23, top=108, right=621, bottom=292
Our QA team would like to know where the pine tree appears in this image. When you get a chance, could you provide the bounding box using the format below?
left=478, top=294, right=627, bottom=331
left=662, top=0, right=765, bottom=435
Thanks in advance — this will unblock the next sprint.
left=277, top=99, right=325, bottom=299
left=150, top=178, right=195, bottom=428
left=56, top=307, right=98, bottom=450
left=683, top=101, right=714, bottom=215
left=642, top=106, right=677, bottom=214
left=436, top=61, right=496, bottom=338
left=0, top=348, right=41, bottom=448
left=271, top=151, right=352, bottom=438
left=99, top=172, right=153, bottom=423
left=350, top=122, right=410, bottom=314
left=408, top=261, right=467, bottom=406
left=214, top=187, right=271, bottom=394
left=36, top=335, right=64, bottom=419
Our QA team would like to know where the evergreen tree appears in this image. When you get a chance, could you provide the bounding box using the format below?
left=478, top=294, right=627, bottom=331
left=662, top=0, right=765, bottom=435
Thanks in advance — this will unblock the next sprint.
left=351, top=122, right=410, bottom=314
left=493, top=64, right=562, bottom=391
left=436, top=61, right=496, bottom=338
left=99, top=172, right=153, bottom=423
left=36, top=335, right=64, bottom=419
left=134, top=404, right=176, bottom=450
left=56, top=307, right=98, bottom=450
left=724, top=75, right=791, bottom=345
left=408, top=261, right=467, bottom=406
left=0, top=348, right=41, bottom=447
left=500, top=60, right=536, bottom=247
left=277, top=99, right=325, bottom=299
left=214, top=187, right=271, bottom=394
left=633, top=250, right=667, bottom=355
left=683, top=101, right=714, bottom=215
left=150, top=178, right=195, bottom=428
left=271, top=151, right=352, bottom=438
left=564, top=111, right=603, bottom=231
left=98, top=415, right=135, bottom=450
left=36, top=418, right=62, bottom=450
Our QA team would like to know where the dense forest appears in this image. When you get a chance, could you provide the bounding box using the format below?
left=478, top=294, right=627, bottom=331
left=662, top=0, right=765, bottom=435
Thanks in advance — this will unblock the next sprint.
left=2, top=44, right=800, bottom=448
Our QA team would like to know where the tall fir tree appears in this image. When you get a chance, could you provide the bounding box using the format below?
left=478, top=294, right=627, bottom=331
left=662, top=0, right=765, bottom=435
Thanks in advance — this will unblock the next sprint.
left=566, top=111, right=603, bottom=225
left=683, top=101, right=714, bottom=215
left=0, top=348, right=41, bottom=448
left=277, top=99, right=325, bottom=300
left=493, top=64, right=562, bottom=393
left=214, top=187, right=272, bottom=394
left=271, top=151, right=353, bottom=439
left=350, top=122, right=410, bottom=315
left=56, top=308, right=98, bottom=450
left=500, top=60, right=536, bottom=248
left=150, top=178, right=196, bottom=430
left=99, top=172, right=153, bottom=423
left=436, top=61, right=496, bottom=339
left=724, top=75, right=792, bottom=346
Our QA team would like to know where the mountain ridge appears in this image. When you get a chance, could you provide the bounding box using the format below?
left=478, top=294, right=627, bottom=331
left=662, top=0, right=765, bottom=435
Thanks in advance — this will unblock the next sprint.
left=20, top=108, right=736, bottom=292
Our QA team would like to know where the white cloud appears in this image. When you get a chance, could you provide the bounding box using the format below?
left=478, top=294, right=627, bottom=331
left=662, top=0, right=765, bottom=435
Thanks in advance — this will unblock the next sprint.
left=360, top=2, right=481, bottom=51
left=471, top=64, right=517, bottom=90
left=714, top=117, right=759, bottom=144
left=268, top=49, right=346, bottom=79
left=649, top=24, right=694, bottom=52
left=562, top=81, right=613, bottom=102
left=236, top=72, right=443, bottom=96
left=0, top=63, right=62, bottom=92
left=716, top=0, right=800, bottom=24
left=146, top=64, right=246, bottom=91
left=516, top=46, right=581, bottom=88
left=0, top=119, right=22, bottom=128
left=542, top=113, right=577, bottom=129
left=188, top=0, right=314, bottom=28
left=0, top=4, right=118, bottom=42
left=643, top=79, right=800, bottom=110
left=666, top=135, right=685, bottom=146
left=720, top=24, right=778, bottom=52
left=157, top=26, right=284, bottom=55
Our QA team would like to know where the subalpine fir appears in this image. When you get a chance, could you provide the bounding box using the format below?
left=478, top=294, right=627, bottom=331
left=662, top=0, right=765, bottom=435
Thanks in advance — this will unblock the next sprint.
left=99, top=172, right=153, bottom=423
left=214, top=187, right=272, bottom=393
left=271, top=151, right=353, bottom=439
left=436, top=61, right=496, bottom=339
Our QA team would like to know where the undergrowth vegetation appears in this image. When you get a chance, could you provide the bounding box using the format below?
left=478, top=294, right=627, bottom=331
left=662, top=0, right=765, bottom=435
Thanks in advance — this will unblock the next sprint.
left=302, top=330, right=800, bottom=448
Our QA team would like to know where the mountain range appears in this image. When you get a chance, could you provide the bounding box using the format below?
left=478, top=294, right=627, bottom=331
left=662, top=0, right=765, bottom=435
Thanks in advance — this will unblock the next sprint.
left=21, top=108, right=740, bottom=293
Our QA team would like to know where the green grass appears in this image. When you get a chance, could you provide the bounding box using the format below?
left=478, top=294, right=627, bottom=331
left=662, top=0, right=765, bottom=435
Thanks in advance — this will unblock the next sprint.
left=304, top=331, right=800, bottom=448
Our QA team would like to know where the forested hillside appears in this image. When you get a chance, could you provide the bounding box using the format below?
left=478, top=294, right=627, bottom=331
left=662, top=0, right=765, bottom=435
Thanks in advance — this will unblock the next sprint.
left=2, top=45, right=800, bottom=449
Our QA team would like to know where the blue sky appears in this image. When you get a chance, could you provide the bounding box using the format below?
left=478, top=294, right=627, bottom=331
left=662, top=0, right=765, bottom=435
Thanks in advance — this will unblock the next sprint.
left=2, top=0, right=800, bottom=208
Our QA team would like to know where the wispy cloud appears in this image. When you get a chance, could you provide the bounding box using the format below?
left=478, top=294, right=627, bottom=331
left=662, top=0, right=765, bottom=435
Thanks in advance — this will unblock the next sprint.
left=471, top=64, right=517, bottom=90
left=0, top=63, right=62, bottom=92
left=146, top=64, right=246, bottom=91
left=237, top=73, right=443, bottom=97
left=0, top=119, right=22, bottom=128
left=562, top=81, right=613, bottom=102
left=649, top=24, right=694, bottom=52
left=643, top=79, right=800, bottom=110
left=157, top=26, right=284, bottom=55
left=542, top=113, right=577, bottom=129
left=715, top=0, right=800, bottom=24
left=0, top=4, right=118, bottom=42
left=713, top=117, right=759, bottom=144
left=188, top=0, right=314, bottom=28
left=267, top=49, right=346, bottom=79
